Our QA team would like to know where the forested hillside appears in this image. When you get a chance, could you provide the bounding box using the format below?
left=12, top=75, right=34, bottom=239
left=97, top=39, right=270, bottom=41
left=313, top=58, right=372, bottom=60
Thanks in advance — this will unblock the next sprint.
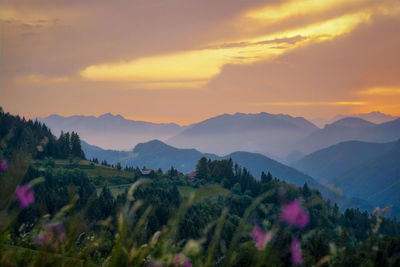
left=0, top=107, right=85, bottom=160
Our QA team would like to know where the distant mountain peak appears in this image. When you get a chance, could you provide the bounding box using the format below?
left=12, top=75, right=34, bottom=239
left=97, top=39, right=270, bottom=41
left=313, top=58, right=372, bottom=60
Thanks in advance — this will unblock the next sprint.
left=327, top=117, right=376, bottom=128
left=47, top=114, right=64, bottom=119
left=98, top=113, right=125, bottom=120
left=332, top=111, right=397, bottom=124
left=133, top=139, right=174, bottom=153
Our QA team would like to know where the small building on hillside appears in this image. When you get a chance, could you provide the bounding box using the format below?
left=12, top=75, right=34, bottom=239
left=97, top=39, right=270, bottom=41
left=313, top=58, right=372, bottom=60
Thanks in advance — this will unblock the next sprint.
left=141, top=169, right=152, bottom=176
left=188, top=171, right=196, bottom=182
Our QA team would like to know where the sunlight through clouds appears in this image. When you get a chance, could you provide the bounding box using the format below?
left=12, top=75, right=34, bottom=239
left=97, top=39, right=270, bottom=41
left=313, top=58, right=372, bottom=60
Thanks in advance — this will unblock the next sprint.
left=80, top=10, right=375, bottom=87
left=246, top=0, right=367, bottom=20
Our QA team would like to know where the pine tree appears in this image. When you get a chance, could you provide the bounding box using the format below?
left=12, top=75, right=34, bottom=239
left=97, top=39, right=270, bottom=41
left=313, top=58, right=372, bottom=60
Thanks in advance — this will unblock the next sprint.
left=70, top=132, right=85, bottom=158
left=116, top=162, right=122, bottom=171
left=195, top=157, right=210, bottom=180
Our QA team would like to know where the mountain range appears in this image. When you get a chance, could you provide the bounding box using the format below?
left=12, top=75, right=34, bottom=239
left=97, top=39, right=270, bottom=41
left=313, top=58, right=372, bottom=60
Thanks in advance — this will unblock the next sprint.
left=166, top=112, right=318, bottom=158
left=294, top=117, right=400, bottom=155
left=311, top=111, right=398, bottom=128
left=38, top=111, right=400, bottom=161
left=37, top=113, right=186, bottom=150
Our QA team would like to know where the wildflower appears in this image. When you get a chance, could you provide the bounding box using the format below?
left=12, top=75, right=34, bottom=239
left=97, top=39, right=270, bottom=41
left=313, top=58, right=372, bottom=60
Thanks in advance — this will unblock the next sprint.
left=35, top=222, right=65, bottom=248
left=252, top=224, right=273, bottom=250
left=0, top=157, right=7, bottom=171
left=15, top=184, right=35, bottom=208
left=290, top=238, right=302, bottom=264
left=148, top=261, right=164, bottom=267
left=280, top=199, right=309, bottom=228
left=172, top=253, right=185, bottom=266
left=172, top=253, right=191, bottom=267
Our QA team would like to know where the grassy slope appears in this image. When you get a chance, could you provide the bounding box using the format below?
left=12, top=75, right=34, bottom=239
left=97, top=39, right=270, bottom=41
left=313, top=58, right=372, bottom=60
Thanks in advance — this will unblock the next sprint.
left=178, top=184, right=230, bottom=203
left=34, top=159, right=134, bottom=189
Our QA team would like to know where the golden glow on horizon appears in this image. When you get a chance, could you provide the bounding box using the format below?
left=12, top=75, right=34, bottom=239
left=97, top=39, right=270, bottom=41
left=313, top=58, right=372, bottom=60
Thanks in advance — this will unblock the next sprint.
left=246, top=0, right=366, bottom=20
left=358, top=87, right=400, bottom=95
left=353, top=104, right=400, bottom=116
left=80, top=11, right=373, bottom=87
left=251, top=101, right=368, bottom=106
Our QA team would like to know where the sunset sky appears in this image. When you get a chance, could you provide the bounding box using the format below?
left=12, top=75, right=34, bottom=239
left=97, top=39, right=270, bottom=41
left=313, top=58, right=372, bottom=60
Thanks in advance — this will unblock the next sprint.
left=1, top=0, right=400, bottom=124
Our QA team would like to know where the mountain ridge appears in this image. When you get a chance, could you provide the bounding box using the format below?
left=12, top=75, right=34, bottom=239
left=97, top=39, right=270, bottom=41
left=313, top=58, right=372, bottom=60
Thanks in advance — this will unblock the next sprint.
left=292, top=140, right=400, bottom=209
left=37, top=113, right=186, bottom=150
left=167, top=112, right=318, bottom=158
left=311, top=111, right=398, bottom=128
left=294, top=117, right=400, bottom=154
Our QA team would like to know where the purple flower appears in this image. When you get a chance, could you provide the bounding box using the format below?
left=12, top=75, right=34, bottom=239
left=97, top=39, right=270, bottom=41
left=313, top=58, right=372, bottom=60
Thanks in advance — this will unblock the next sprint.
left=280, top=200, right=309, bottom=228
left=291, top=238, right=302, bottom=264
left=0, top=157, right=8, bottom=171
left=15, top=184, right=35, bottom=208
left=183, top=259, right=191, bottom=267
left=252, top=225, right=273, bottom=250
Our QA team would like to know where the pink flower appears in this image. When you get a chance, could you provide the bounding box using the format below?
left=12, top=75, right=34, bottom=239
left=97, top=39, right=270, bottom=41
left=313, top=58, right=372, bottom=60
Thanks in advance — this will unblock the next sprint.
left=15, top=184, right=35, bottom=208
left=35, top=222, right=65, bottom=248
left=252, top=225, right=273, bottom=250
left=148, top=261, right=164, bottom=267
left=0, top=157, right=7, bottom=171
left=172, top=253, right=185, bottom=266
left=172, top=254, right=191, bottom=267
left=290, top=238, right=302, bottom=264
left=280, top=200, right=309, bottom=228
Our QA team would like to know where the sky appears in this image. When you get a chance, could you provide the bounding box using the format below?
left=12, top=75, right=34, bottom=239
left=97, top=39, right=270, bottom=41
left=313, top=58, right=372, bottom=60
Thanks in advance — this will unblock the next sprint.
left=1, top=0, right=400, bottom=125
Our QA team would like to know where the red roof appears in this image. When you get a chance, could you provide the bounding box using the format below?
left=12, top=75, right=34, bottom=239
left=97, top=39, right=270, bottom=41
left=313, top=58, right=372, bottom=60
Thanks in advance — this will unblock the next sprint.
left=141, top=170, right=151, bottom=175
left=188, top=171, right=196, bottom=180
